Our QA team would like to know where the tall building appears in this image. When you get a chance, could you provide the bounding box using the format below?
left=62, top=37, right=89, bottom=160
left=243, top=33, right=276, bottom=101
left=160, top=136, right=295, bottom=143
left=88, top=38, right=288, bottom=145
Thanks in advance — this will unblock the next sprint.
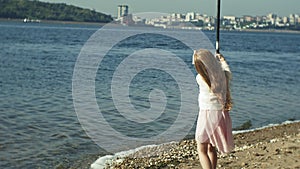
left=289, top=14, right=299, bottom=25
left=185, top=12, right=195, bottom=21
left=117, top=5, right=129, bottom=19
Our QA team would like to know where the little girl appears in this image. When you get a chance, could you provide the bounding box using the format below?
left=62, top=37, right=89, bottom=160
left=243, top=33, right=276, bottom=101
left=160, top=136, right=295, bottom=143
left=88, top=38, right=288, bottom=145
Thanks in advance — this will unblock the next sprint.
left=193, top=49, right=234, bottom=169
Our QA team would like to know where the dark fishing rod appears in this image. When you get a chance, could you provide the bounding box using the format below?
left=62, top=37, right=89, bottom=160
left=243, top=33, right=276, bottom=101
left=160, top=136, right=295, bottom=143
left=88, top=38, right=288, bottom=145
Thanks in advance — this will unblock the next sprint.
left=216, top=0, right=221, bottom=54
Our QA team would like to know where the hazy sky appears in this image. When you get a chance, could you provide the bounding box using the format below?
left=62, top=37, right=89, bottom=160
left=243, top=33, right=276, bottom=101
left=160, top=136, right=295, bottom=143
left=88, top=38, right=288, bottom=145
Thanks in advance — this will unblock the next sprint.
left=39, top=0, right=299, bottom=17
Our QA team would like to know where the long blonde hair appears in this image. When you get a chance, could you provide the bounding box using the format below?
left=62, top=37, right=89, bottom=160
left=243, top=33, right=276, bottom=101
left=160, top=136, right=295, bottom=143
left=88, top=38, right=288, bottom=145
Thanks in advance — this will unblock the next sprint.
left=194, top=49, right=233, bottom=111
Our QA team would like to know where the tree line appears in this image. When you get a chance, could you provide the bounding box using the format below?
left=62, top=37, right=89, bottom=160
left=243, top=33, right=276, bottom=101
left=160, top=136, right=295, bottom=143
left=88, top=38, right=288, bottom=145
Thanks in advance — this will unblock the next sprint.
left=0, top=0, right=113, bottom=22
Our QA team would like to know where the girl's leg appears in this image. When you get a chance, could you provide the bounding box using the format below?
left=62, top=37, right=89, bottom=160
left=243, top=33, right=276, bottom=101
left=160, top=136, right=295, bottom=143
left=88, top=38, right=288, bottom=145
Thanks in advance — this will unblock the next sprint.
left=197, top=142, right=212, bottom=169
left=207, top=143, right=217, bottom=169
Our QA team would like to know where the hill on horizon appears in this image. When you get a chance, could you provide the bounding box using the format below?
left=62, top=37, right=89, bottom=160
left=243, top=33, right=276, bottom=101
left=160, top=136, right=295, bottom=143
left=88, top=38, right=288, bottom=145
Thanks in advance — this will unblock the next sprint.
left=0, top=0, right=113, bottom=22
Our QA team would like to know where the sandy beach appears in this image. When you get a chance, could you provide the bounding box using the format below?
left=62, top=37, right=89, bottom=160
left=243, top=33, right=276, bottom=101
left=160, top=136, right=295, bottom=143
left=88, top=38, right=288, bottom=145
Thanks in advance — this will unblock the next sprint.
left=90, top=121, right=300, bottom=169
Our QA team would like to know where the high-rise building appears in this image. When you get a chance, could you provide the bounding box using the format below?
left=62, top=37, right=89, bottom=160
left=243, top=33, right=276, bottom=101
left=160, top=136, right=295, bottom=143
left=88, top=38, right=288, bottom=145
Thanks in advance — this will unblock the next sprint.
left=185, top=12, right=195, bottom=21
left=117, top=5, right=129, bottom=19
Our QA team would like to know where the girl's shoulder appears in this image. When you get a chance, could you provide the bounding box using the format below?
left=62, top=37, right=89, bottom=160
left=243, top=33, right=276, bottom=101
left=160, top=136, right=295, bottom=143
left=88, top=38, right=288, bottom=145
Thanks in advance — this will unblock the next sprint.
left=196, top=74, right=209, bottom=87
left=196, top=74, right=202, bottom=83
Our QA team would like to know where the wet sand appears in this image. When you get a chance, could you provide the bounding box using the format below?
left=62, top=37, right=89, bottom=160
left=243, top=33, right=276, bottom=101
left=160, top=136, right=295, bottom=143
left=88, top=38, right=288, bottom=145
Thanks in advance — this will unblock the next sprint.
left=100, top=122, right=300, bottom=169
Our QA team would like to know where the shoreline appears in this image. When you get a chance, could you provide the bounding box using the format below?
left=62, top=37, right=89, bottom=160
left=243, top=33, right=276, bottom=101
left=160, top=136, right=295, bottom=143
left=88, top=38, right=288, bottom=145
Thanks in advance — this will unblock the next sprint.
left=89, top=121, right=300, bottom=169
left=0, top=18, right=107, bottom=26
left=1, top=18, right=300, bottom=34
left=234, top=28, right=300, bottom=34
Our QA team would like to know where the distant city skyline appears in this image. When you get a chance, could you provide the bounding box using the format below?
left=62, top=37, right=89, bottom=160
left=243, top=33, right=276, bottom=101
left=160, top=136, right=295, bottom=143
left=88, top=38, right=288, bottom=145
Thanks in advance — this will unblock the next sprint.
left=39, top=0, right=299, bottom=17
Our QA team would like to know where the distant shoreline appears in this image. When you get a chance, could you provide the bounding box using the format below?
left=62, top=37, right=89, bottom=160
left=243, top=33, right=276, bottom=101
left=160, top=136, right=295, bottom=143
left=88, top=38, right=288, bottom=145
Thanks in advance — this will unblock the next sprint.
left=0, top=18, right=107, bottom=26
left=1, top=18, right=300, bottom=34
left=235, top=28, right=300, bottom=34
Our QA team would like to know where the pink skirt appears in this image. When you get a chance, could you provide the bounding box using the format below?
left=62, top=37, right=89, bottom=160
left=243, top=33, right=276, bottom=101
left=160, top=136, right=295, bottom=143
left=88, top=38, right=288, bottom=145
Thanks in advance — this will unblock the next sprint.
left=195, top=109, right=234, bottom=154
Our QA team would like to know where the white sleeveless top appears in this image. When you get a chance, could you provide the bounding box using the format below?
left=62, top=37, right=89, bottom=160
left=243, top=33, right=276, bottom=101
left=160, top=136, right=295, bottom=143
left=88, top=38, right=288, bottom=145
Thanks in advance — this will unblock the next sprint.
left=196, top=59, right=231, bottom=110
left=196, top=74, right=223, bottom=110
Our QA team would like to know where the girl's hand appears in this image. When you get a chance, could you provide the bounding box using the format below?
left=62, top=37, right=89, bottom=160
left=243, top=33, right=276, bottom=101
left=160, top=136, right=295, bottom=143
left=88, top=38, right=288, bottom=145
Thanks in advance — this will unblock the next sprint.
left=216, top=53, right=225, bottom=61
